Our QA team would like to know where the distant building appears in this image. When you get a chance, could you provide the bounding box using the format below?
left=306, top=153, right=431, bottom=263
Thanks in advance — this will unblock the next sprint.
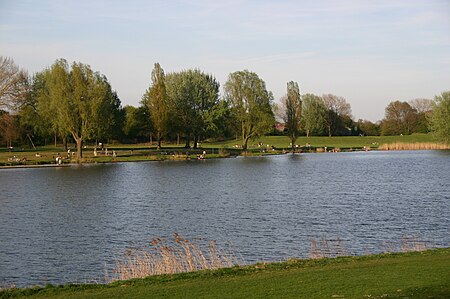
left=274, top=122, right=286, bottom=132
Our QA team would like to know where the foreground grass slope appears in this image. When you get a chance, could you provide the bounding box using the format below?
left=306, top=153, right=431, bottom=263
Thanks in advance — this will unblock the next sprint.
left=2, top=249, right=449, bottom=299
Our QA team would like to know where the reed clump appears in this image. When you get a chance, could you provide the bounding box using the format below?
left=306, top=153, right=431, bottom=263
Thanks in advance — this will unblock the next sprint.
left=109, top=233, right=241, bottom=282
left=378, top=142, right=450, bottom=151
left=309, top=237, right=348, bottom=259
left=381, top=235, right=430, bottom=253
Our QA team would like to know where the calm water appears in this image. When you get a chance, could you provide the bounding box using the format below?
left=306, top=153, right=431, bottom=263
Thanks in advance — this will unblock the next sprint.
left=0, top=150, right=449, bottom=287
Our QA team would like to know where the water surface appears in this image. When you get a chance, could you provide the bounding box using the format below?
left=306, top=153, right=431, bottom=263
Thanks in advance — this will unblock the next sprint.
left=0, top=150, right=449, bottom=286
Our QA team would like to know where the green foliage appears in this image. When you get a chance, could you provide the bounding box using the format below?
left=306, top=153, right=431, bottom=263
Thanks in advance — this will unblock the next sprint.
left=33, top=59, right=122, bottom=160
left=143, top=63, right=168, bottom=148
left=321, top=94, right=352, bottom=136
left=165, top=69, right=220, bottom=148
left=122, top=105, right=151, bottom=143
left=224, top=70, right=275, bottom=150
left=356, top=119, right=380, bottom=136
left=381, top=101, right=419, bottom=136
left=283, top=81, right=302, bottom=149
left=429, top=91, right=450, bottom=143
left=301, top=93, right=326, bottom=136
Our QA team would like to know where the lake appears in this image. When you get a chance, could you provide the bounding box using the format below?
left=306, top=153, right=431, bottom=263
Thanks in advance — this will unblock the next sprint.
left=0, top=150, right=449, bottom=287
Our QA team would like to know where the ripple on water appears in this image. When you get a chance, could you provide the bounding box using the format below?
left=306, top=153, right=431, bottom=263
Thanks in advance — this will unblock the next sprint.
left=0, top=151, right=449, bottom=286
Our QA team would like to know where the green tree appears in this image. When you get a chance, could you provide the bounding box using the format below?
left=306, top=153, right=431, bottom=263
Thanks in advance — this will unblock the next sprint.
left=429, top=91, right=450, bottom=143
left=143, top=63, right=168, bottom=149
left=381, top=101, right=417, bottom=135
left=37, top=59, right=121, bottom=161
left=282, top=81, right=302, bottom=151
left=166, top=69, right=220, bottom=148
left=224, top=70, right=275, bottom=151
left=321, top=94, right=352, bottom=136
left=122, top=105, right=152, bottom=143
left=301, top=93, right=326, bottom=137
left=356, top=119, right=380, bottom=136
left=409, top=98, right=433, bottom=133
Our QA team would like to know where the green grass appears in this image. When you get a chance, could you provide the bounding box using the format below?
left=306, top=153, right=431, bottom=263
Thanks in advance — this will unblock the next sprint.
left=0, top=134, right=443, bottom=167
left=211, top=133, right=438, bottom=150
left=2, top=249, right=449, bottom=299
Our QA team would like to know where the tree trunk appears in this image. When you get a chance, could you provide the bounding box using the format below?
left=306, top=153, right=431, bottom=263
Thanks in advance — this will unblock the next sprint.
left=177, top=134, right=180, bottom=145
left=291, top=136, right=296, bottom=152
left=54, top=134, right=57, bottom=147
left=63, top=137, right=68, bottom=151
left=193, top=135, right=198, bottom=149
left=328, top=125, right=332, bottom=137
left=243, top=137, right=249, bottom=153
left=157, top=132, right=161, bottom=149
left=74, top=136, right=83, bottom=163
left=184, top=134, right=190, bottom=148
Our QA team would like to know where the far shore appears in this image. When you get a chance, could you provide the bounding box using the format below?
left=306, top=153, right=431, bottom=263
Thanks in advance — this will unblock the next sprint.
left=1, top=134, right=448, bottom=169
left=1, top=145, right=449, bottom=170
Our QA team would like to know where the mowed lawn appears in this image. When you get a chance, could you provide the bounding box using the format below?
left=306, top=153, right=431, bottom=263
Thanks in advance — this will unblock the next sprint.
left=208, top=133, right=438, bottom=149
left=0, top=134, right=444, bottom=166
left=3, top=249, right=449, bottom=299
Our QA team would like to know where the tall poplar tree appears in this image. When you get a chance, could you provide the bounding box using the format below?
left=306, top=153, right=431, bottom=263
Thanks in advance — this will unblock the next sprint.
left=283, top=81, right=302, bottom=151
left=143, top=63, right=168, bottom=149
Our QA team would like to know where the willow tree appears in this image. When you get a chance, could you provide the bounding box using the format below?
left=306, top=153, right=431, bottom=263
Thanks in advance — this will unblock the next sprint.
left=38, top=59, right=119, bottom=162
left=283, top=81, right=302, bottom=151
left=224, top=70, right=274, bottom=151
left=143, top=63, right=168, bottom=149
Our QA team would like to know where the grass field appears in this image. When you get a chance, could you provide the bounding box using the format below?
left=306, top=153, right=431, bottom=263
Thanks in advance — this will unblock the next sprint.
left=210, top=133, right=439, bottom=149
left=0, top=133, right=446, bottom=167
left=1, top=249, right=449, bottom=299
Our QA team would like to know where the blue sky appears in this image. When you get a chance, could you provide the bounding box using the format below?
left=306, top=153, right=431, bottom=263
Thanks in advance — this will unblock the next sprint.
left=1, top=0, right=449, bottom=121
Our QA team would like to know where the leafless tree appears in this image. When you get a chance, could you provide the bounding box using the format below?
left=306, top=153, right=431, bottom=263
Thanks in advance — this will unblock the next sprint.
left=409, top=98, right=433, bottom=114
left=0, top=56, right=28, bottom=111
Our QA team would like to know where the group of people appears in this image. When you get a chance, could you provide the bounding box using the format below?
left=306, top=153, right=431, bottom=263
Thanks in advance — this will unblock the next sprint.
left=93, top=147, right=116, bottom=158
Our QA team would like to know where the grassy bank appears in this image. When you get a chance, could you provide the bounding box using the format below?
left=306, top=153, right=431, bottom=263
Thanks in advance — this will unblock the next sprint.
left=1, top=248, right=449, bottom=299
left=1, top=134, right=448, bottom=167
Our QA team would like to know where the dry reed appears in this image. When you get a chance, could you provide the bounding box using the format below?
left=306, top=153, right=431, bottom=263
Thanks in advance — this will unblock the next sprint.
left=309, top=237, right=348, bottom=259
left=378, top=142, right=450, bottom=151
left=400, top=235, right=428, bottom=252
left=381, top=235, right=430, bottom=253
left=108, top=233, right=241, bottom=282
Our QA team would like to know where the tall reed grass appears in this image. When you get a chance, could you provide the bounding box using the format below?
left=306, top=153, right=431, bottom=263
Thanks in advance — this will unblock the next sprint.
left=309, top=237, right=348, bottom=259
left=108, top=233, right=241, bottom=282
left=378, top=142, right=449, bottom=151
left=381, top=235, right=429, bottom=253
left=309, top=235, right=431, bottom=259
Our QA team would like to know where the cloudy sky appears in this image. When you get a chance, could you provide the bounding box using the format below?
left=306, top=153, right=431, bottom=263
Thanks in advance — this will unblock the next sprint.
left=1, top=0, right=449, bottom=121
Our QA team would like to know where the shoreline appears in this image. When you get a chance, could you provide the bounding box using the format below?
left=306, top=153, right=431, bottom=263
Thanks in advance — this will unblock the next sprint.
left=1, top=248, right=448, bottom=298
left=1, top=147, right=449, bottom=170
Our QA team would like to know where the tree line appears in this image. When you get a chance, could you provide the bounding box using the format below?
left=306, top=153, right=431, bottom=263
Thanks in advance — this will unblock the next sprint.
left=1, top=56, right=449, bottom=158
